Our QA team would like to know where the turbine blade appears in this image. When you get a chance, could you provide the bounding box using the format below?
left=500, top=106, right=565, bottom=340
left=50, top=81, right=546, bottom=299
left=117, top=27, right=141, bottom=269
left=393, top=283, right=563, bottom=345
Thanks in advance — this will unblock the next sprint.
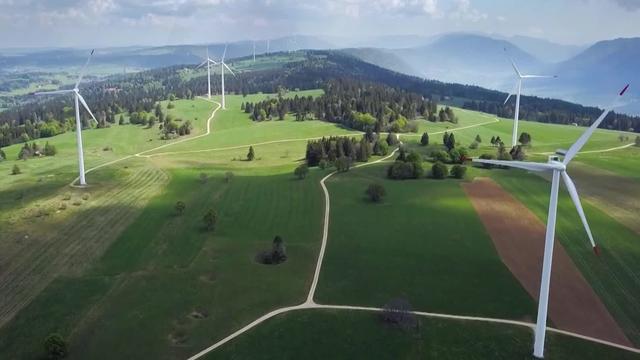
left=561, top=172, right=597, bottom=253
left=34, top=89, right=75, bottom=96
left=222, top=43, right=228, bottom=61
left=77, top=92, right=98, bottom=124
left=522, top=75, right=558, bottom=79
left=563, top=84, right=630, bottom=164
left=472, top=159, right=553, bottom=172
left=223, top=62, right=236, bottom=77
left=75, top=49, right=95, bottom=88
left=504, top=80, right=518, bottom=104
left=509, top=58, right=522, bottom=78
left=196, top=60, right=208, bottom=69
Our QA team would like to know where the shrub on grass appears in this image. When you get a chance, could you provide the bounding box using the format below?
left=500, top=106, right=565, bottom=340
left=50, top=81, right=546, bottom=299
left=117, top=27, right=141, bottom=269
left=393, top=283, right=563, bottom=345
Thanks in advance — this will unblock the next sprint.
left=0, top=148, right=6, bottom=160
left=431, top=162, right=448, bottom=179
left=224, top=171, right=234, bottom=183
left=451, top=165, right=467, bottom=179
left=256, top=235, right=287, bottom=265
left=380, top=298, right=417, bottom=331
left=386, top=132, right=399, bottom=146
left=365, top=183, right=386, bottom=202
left=469, top=141, right=479, bottom=150
left=11, top=164, right=21, bottom=175
left=635, top=135, right=639, bottom=147
left=202, top=209, right=217, bottom=231
left=175, top=201, right=186, bottom=215
left=43, top=333, right=67, bottom=359
left=430, top=150, right=449, bottom=163
left=294, top=164, right=309, bottom=179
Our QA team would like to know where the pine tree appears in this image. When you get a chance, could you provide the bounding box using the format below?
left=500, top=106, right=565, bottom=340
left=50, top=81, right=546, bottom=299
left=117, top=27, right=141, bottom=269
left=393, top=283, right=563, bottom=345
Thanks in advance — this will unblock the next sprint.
left=247, top=146, right=255, bottom=161
left=475, top=134, right=482, bottom=143
left=420, top=132, right=429, bottom=146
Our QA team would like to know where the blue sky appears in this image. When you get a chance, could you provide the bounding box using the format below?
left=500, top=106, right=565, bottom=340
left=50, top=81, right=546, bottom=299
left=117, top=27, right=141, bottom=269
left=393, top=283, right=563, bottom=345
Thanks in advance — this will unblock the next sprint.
left=0, top=0, right=638, bottom=48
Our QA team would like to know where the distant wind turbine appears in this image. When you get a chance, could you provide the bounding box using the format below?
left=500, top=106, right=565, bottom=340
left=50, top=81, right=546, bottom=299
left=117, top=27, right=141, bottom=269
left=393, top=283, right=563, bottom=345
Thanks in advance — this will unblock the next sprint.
left=196, top=47, right=218, bottom=99
left=504, top=51, right=557, bottom=147
left=218, top=44, right=237, bottom=110
left=34, top=50, right=99, bottom=186
left=474, top=84, right=630, bottom=359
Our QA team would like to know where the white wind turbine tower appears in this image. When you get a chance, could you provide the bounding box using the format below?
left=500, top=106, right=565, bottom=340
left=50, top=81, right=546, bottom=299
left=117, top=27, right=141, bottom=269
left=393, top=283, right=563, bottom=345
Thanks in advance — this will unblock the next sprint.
left=34, top=50, right=99, bottom=186
left=196, top=47, right=219, bottom=99
left=473, top=84, right=630, bottom=359
left=218, top=44, right=237, bottom=110
left=504, top=53, right=557, bottom=147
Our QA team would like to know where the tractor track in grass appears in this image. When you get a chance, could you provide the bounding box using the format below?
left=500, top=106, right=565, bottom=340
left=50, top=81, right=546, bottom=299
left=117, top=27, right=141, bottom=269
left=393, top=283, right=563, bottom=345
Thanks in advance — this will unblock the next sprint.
left=36, top=97, right=640, bottom=357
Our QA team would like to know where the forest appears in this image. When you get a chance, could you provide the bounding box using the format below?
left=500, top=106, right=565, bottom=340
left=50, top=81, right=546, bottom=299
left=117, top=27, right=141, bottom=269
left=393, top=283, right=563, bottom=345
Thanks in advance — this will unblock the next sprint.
left=242, top=79, right=459, bottom=133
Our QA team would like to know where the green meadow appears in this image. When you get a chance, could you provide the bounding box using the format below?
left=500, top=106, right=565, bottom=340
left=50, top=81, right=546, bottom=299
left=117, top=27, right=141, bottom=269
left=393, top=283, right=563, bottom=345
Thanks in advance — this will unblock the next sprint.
left=0, top=90, right=638, bottom=359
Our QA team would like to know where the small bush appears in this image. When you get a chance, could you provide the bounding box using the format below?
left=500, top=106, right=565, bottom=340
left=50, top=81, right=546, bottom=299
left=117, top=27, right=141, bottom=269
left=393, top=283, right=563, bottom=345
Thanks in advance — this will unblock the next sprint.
left=11, top=164, right=21, bottom=175
left=451, top=165, right=467, bottom=179
left=224, top=171, right=234, bottom=183
left=469, top=141, right=479, bottom=150
left=175, top=201, right=186, bottom=215
left=294, top=164, right=309, bottom=179
left=430, top=150, right=449, bottom=163
left=431, top=162, right=448, bottom=179
left=365, top=183, right=386, bottom=202
left=43, top=333, right=67, bottom=360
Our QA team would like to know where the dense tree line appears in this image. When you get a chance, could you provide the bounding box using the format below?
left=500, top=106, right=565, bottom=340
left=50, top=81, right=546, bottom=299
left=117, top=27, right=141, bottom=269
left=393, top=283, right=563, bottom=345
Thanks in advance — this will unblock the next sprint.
left=243, top=79, right=447, bottom=132
left=305, top=134, right=377, bottom=167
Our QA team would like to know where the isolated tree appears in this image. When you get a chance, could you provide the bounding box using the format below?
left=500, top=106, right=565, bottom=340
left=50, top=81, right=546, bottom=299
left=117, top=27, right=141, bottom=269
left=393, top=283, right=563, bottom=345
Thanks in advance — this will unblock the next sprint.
left=11, top=164, right=21, bottom=175
left=451, top=165, right=467, bottom=179
left=294, top=164, right=309, bottom=179
left=519, top=132, right=532, bottom=146
left=475, top=134, right=482, bottom=143
left=420, top=132, right=430, bottom=146
left=635, top=135, right=640, bottom=147
left=431, top=162, right=448, bottom=179
left=175, top=201, right=186, bottom=215
left=396, top=146, right=407, bottom=162
left=43, top=333, right=67, bottom=360
left=271, top=235, right=287, bottom=263
left=365, top=183, right=386, bottom=202
left=0, top=148, right=6, bottom=160
left=247, top=146, right=255, bottom=161
left=490, top=136, right=496, bottom=146
left=510, top=145, right=526, bottom=161
left=202, top=209, right=218, bottom=231
left=118, top=114, right=125, bottom=125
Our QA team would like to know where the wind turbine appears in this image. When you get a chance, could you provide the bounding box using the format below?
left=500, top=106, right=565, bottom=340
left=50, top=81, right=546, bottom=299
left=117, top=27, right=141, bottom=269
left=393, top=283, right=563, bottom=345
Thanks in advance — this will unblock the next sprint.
left=34, top=50, right=98, bottom=186
left=196, top=47, right=218, bottom=99
left=473, top=84, right=630, bottom=359
left=218, top=44, right=237, bottom=110
left=504, top=53, right=557, bottom=147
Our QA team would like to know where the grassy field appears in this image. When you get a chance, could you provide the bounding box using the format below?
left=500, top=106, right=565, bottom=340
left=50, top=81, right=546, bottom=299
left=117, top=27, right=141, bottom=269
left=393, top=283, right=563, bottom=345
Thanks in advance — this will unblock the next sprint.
left=315, top=163, right=536, bottom=320
left=205, top=309, right=640, bottom=360
left=0, top=89, right=638, bottom=359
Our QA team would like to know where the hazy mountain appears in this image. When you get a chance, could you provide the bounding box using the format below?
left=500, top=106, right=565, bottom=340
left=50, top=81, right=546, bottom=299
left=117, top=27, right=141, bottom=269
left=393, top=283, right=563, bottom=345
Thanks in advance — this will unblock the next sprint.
left=531, top=38, right=640, bottom=115
left=338, top=48, right=418, bottom=76
left=394, top=33, right=542, bottom=89
left=506, top=35, right=586, bottom=63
